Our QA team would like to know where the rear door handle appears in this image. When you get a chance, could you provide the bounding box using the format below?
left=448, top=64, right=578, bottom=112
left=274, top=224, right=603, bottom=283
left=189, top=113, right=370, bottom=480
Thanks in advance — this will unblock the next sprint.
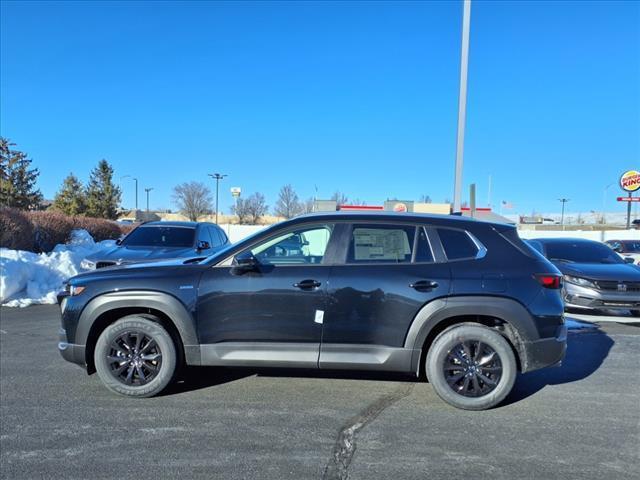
left=409, top=280, right=439, bottom=291
left=293, top=279, right=322, bottom=290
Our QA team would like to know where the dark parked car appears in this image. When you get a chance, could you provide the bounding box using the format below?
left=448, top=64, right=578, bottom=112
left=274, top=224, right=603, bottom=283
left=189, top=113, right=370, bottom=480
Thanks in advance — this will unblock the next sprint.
left=59, top=212, right=566, bottom=410
left=528, top=238, right=640, bottom=316
left=605, top=239, right=640, bottom=264
left=81, top=221, right=229, bottom=269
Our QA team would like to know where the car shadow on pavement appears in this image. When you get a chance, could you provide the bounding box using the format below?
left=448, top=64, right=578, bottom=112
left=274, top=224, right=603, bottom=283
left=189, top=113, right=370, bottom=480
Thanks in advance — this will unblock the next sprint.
left=503, top=327, right=614, bottom=406
left=162, top=366, right=414, bottom=396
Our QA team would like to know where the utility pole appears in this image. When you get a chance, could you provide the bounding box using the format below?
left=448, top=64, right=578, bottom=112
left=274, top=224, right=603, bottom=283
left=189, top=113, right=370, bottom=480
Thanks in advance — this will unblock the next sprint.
left=145, top=187, right=153, bottom=212
left=453, top=0, right=472, bottom=212
left=208, top=173, right=228, bottom=224
left=602, top=182, right=614, bottom=225
left=558, top=198, right=570, bottom=227
left=134, top=177, right=139, bottom=210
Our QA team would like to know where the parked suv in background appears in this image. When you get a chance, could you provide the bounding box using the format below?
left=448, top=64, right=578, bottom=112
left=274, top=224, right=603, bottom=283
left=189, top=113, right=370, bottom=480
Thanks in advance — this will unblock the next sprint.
left=58, top=212, right=566, bottom=410
left=81, top=221, right=229, bottom=269
left=529, top=238, right=640, bottom=316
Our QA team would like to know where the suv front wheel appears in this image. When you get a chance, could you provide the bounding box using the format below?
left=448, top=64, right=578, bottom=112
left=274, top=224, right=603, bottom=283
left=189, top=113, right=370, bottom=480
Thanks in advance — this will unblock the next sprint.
left=426, top=323, right=517, bottom=410
left=94, top=315, right=178, bottom=397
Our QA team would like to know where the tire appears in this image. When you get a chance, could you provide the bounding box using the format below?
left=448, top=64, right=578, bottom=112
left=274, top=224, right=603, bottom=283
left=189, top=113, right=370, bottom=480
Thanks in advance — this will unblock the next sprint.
left=94, top=315, right=178, bottom=398
left=630, top=310, right=640, bottom=317
left=425, top=323, right=517, bottom=411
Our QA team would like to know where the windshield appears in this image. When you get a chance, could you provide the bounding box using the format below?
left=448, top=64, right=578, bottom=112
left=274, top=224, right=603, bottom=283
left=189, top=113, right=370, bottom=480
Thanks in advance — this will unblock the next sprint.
left=123, top=226, right=195, bottom=248
left=545, top=241, right=624, bottom=264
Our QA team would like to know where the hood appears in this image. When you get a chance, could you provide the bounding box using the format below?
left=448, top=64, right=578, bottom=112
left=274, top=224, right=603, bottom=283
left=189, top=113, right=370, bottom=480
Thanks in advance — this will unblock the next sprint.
left=85, top=245, right=200, bottom=264
left=553, top=261, right=640, bottom=282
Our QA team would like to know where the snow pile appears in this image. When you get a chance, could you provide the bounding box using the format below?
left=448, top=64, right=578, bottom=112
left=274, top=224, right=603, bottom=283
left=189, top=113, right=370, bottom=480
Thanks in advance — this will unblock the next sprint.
left=0, top=230, right=115, bottom=308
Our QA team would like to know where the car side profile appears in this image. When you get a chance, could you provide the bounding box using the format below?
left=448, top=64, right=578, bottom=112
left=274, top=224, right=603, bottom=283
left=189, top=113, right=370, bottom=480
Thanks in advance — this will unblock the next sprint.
left=81, top=221, right=229, bottom=269
left=58, top=212, right=566, bottom=410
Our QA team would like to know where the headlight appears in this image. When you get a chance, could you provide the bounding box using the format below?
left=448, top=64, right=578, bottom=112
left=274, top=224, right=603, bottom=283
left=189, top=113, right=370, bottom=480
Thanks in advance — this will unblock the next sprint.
left=69, top=285, right=86, bottom=296
left=81, top=259, right=96, bottom=270
left=564, top=275, right=596, bottom=289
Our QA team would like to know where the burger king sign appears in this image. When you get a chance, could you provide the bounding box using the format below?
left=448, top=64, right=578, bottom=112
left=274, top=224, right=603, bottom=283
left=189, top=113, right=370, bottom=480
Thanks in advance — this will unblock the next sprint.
left=620, top=170, right=640, bottom=192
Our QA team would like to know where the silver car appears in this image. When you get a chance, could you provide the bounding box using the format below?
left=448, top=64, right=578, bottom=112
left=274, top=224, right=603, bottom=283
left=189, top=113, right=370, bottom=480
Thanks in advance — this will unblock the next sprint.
left=528, top=238, right=640, bottom=317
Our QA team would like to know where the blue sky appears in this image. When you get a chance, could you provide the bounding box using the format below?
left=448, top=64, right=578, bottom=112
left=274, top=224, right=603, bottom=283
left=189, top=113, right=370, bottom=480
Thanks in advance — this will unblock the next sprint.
left=1, top=0, right=638, bottom=215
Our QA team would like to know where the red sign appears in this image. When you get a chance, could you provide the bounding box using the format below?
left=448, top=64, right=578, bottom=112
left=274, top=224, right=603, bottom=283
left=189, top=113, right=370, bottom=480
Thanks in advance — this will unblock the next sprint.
left=617, top=196, right=640, bottom=202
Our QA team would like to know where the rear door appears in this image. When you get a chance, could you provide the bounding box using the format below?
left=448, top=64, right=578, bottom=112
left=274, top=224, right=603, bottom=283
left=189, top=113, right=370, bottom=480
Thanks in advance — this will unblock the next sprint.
left=319, top=222, right=451, bottom=369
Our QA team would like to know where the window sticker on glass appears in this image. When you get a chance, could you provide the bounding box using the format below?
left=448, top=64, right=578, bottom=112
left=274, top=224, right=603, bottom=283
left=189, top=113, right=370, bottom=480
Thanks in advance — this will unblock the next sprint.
left=352, top=227, right=412, bottom=262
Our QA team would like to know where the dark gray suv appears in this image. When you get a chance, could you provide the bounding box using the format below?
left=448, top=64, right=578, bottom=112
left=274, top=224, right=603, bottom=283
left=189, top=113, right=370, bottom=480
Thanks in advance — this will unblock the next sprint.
left=58, top=212, right=566, bottom=410
left=81, top=221, right=229, bottom=269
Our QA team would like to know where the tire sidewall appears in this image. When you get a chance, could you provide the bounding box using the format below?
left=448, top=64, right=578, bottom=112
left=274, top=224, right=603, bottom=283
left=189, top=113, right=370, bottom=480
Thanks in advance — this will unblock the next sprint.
left=426, top=324, right=517, bottom=410
left=94, top=316, right=177, bottom=398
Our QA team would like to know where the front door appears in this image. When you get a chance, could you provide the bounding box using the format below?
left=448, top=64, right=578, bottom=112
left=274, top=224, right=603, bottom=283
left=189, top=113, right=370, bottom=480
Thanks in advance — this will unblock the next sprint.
left=197, top=223, right=335, bottom=367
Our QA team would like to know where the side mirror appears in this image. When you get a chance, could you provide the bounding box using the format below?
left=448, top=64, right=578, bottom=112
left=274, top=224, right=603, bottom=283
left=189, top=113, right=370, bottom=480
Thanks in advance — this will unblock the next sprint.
left=115, top=238, right=123, bottom=246
left=233, top=251, right=258, bottom=271
left=197, top=240, right=211, bottom=251
left=625, top=257, right=635, bottom=264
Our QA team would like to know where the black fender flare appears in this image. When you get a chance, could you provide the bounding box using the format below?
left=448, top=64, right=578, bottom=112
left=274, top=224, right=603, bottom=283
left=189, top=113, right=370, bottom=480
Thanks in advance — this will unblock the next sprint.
left=76, top=291, right=200, bottom=365
left=404, top=296, right=540, bottom=373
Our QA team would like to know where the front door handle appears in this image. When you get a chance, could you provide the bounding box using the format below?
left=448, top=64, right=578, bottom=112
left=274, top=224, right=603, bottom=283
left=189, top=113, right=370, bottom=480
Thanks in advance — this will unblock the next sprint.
left=293, top=279, right=322, bottom=290
left=409, top=280, right=439, bottom=291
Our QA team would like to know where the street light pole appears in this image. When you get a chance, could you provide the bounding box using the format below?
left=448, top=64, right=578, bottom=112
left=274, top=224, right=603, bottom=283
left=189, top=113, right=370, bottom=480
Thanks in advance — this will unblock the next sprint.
left=145, top=187, right=153, bottom=212
left=134, top=178, right=139, bottom=210
left=208, top=173, right=228, bottom=224
left=558, top=198, right=570, bottom=227
left=453, top=0, right=472, bottom=212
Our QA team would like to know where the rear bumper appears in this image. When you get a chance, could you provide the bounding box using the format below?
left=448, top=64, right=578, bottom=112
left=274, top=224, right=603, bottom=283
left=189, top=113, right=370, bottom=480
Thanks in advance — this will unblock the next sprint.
left=564, top=283, right=640, bottom=311
left=58, top=328, right=86, bottom=369
left=521, top=324, right=567, bottom=373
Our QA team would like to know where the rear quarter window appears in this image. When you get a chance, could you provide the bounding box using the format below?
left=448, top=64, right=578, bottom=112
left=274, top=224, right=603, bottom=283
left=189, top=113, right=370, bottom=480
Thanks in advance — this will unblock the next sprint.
left=437, top=228, right=479, bottom=260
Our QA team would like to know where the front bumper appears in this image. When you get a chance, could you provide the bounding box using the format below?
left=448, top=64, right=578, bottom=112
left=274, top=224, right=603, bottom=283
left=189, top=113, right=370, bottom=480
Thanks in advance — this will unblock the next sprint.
left=58, top=328, right=87, bottom=368
left=564, top=283, right=640, bottom=311
left=521, top=324, right=567, bottom=373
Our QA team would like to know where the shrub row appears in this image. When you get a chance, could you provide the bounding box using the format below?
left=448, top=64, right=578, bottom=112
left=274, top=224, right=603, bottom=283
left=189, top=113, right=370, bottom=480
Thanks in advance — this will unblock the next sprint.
left=0, top=208, right=132, bottom=252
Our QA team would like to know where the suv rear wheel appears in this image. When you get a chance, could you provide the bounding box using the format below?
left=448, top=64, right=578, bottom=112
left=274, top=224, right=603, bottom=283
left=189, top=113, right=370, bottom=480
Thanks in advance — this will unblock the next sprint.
left=426, top=323, right=517, bottom=410
left=94, top=315, right=178, bottom=397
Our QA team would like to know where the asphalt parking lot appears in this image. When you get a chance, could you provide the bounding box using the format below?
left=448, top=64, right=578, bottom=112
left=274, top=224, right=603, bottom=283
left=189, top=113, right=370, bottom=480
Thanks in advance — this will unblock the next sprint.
left=1, top=305, right=639, bottom=480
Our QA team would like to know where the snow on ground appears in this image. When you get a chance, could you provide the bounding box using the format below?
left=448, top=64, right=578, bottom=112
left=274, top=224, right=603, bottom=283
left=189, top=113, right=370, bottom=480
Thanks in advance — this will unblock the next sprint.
left=0, top=230, right=115, bottom=308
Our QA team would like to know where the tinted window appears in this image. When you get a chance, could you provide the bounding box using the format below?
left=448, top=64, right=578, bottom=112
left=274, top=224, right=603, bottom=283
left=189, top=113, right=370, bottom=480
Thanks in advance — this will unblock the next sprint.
left=348, top=224, right=415, bottom=263
left=123, top=226, right=195, bottom=247
left=415, top=227, right=434, bottom=263
left=438, top=228, right=479, bottom=260
left=545, top=241, right=623, bottom=264
left=622, top=241, right=640, bottom=253
left=208, top=227, right=222, bottom=247
left=251, top=225, right=333, bottom=265
left=217, top=228, right=229, bottom=245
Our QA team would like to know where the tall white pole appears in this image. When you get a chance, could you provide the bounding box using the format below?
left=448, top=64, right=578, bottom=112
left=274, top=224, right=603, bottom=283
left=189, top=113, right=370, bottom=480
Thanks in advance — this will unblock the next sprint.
left=453, top=0, right=472, bottom=212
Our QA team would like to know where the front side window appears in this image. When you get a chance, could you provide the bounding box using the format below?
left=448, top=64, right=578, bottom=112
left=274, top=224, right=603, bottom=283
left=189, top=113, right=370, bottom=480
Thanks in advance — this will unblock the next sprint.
left=123, top=226, right=195, bottom=248
left=348, top=224, right=415, bottom=263
left=438, top=228, right=479, bottom=260
left=545, top=241, right=623, bottom=264
left=250, top=224, right=333, bottom=265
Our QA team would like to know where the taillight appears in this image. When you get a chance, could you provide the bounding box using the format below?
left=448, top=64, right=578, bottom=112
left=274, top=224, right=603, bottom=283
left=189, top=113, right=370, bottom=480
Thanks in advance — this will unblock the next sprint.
left=535, top=274, right=563, bottom=289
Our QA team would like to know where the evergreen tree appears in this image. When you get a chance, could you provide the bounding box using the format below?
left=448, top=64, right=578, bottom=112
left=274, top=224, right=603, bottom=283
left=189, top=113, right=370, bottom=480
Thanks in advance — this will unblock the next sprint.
left=85, top=159, right=121, bottom=219
left=0, top=137, right=43, bottom=209
left=53, top=173, right=87, bottom=215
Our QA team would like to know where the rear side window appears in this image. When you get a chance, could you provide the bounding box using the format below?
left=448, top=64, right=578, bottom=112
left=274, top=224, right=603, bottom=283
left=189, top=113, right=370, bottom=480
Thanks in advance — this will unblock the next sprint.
left=348, top=224, right=415, bottom=263
left=208, top=227, right=222, bottom=247
left=217, top=228, right=229, bottom=245
left=438, top=228, right=478, bottom=260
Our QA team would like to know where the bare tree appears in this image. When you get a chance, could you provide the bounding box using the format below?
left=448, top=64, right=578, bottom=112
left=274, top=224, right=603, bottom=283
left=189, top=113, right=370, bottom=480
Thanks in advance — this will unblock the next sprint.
left=172, top=181, right=213, bottom=221
left=331, top=191, right=348, bottom=205
left=274, top=184, right=302, bottom=218
left=231, top=197, right=251, bottom=224
left=232, top=192, right=268, bottom=224
left=419, top=194, right=432, bottom=203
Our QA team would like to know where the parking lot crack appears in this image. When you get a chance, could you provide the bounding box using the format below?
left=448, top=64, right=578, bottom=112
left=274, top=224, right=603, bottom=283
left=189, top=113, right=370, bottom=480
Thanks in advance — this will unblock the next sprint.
left=322, top=382, right=414, bottom=480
